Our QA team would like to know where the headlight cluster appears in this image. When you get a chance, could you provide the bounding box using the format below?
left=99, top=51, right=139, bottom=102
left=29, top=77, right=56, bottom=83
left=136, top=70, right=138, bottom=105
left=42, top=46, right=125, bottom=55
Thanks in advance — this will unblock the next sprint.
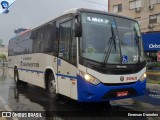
left=79, top=71, right=100, bottom=85
left=139, top=73, right=147, bottom=81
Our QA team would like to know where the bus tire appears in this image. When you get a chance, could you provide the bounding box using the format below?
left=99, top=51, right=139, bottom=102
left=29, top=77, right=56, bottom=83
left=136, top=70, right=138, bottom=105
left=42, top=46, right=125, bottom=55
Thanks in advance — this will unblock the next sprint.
left=14, top=68, right=20, bottom=86
left=47, top=74, right=59, bottom=100
left=14, top=68, right=27, bottom=87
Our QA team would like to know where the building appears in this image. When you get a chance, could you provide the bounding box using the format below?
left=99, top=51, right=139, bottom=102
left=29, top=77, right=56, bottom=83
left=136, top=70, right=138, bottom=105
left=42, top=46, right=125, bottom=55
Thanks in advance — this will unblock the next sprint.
left=109, top=0, right=160, bottom=63
left=108, top=0, right=160, bottom=32
left=14, top=28, right=28, bottom=35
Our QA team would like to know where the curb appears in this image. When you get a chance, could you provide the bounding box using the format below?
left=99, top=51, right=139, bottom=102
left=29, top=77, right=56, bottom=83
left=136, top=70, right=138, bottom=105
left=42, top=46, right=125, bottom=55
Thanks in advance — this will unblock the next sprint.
left=147, top=83, right=160, bottom=91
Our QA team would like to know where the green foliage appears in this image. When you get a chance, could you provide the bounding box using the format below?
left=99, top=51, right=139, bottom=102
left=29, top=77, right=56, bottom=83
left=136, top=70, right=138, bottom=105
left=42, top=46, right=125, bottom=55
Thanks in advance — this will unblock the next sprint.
left=147, top=78, right=160, bottom=84
left=147, top=62, right=160, bottom=70
left=0, top=54, right=7, bottom=61
left=155, top=62, right=160, bottom=67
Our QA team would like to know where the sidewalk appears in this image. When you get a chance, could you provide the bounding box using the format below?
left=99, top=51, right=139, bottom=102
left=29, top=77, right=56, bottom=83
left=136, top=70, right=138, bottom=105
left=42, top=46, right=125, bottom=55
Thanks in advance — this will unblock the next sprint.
left=147, top=83, right=160, bottom=91
left=0, top=98, right=7, bottom=120
left=0, top=95, right=16, bottom=120
left=146, top=71, right=160, bottom=76
left=146, top=70, right=160, bottom=90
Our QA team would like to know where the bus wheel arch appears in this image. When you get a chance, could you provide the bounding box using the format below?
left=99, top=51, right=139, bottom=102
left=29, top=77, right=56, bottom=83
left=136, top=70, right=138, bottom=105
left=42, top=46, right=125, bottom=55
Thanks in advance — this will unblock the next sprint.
left=14, top=66, right=27, bottom=87
left=44, top=69, right=55, bottom=90
left=44, top=69, right=60, bottom=100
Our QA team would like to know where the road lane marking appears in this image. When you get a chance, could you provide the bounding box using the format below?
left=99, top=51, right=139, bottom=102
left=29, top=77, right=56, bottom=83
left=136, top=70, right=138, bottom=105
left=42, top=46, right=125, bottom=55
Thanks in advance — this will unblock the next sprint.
left=0, top=96, right=19, bottom=120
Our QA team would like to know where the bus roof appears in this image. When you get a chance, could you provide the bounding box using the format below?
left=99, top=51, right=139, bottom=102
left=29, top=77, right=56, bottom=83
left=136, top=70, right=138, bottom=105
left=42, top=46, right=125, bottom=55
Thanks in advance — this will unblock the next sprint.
left=31, top=8, right=136, bottom=30
left=76, top=8, right=135, bottom=21
left=9, top=8, right=136, bottom=41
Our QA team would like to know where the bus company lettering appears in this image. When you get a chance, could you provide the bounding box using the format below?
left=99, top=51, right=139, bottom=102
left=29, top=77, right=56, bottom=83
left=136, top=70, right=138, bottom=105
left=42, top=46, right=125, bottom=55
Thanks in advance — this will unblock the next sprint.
left=126, top=76, right=137, bottom=81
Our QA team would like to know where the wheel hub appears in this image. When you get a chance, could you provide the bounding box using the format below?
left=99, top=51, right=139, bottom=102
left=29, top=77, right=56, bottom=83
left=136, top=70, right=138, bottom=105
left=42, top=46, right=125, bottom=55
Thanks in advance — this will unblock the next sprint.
left=49, top=80, right=56, bottom=95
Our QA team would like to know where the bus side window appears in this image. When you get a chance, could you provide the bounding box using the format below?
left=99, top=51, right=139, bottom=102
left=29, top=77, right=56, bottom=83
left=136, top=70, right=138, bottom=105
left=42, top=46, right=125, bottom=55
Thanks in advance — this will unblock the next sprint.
left=59, top=20, right=72, bottom=61
left=70, top=19, right=77, bottom=66
left=32, top=29, right=41, bottom=53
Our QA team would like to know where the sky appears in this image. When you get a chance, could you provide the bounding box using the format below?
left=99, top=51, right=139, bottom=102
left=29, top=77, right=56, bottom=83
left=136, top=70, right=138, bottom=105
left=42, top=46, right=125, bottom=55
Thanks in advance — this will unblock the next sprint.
left=0, top=0, right=108, bottom=45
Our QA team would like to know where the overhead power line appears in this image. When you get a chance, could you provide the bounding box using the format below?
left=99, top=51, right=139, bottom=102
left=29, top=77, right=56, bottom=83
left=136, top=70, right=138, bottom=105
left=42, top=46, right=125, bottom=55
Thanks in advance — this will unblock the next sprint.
left=81, top=0, right=108, bottom=6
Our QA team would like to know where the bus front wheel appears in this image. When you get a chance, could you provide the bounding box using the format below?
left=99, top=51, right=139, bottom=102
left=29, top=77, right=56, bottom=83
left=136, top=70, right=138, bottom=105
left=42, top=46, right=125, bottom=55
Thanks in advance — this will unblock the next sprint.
left=47, top=74, right=59, bottom=100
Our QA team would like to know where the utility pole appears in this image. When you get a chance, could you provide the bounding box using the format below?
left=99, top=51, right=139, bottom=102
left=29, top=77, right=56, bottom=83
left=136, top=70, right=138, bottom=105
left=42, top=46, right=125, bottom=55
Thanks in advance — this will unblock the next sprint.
left=108, top=0, right=110, bottom=12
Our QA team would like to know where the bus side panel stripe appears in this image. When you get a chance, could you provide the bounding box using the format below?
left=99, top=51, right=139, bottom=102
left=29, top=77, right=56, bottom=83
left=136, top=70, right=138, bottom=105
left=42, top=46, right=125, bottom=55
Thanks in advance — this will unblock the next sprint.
left=18, top=68, right=44, bottom=73
left=56, top=74, right=77, bottom=79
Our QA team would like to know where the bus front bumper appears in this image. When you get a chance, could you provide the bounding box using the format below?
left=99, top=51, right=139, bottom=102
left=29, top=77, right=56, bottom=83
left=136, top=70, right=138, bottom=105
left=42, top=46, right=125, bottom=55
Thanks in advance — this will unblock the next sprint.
left=77, top=75, right=146, bottom=102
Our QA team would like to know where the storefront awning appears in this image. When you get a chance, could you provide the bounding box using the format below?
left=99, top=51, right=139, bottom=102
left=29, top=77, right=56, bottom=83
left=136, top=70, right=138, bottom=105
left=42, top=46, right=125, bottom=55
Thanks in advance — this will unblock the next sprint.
left=142, top=32, right=160, bottom=51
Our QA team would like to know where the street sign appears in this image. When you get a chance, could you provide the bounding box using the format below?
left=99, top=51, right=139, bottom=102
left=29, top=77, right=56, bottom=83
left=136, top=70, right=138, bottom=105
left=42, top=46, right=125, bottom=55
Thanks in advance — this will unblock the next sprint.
left=157, top=51, right=160, bottom=61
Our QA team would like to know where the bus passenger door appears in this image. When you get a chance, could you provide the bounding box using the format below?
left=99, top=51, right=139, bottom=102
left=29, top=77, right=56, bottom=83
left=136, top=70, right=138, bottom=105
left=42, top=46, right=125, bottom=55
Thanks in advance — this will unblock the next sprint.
left=57, top=18, right=77, bottom=98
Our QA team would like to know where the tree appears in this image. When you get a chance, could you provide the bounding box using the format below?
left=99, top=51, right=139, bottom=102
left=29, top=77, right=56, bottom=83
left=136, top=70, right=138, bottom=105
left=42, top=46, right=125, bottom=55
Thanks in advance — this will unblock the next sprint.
left=0, top=54, right=6, bottom=61
left=0, top=54, right=7, bottom=66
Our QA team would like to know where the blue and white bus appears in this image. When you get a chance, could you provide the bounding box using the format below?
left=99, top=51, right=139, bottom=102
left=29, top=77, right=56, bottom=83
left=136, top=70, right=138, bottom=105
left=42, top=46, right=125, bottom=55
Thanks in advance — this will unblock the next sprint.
left=8, top=8, right=146, bottom=103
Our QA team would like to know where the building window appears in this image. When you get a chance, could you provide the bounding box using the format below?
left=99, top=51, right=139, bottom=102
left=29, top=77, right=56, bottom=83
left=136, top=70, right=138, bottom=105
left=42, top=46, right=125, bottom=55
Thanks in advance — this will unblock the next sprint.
left=129, top=0, right=141, bottom=9
left=113, top=4, right=122, bottom=13
left=135, top=17, right=141, bottom=25
left=149, top=14, right=160, bottom=24
left=150, top=0, right=160, bottom=5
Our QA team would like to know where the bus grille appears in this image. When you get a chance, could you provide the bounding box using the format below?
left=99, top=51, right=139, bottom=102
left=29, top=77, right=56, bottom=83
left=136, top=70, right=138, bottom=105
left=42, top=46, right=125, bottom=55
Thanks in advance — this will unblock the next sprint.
left=110, top=68, right=138, bottom=74
left=103, top=82, right=136, bottom=86
left=92, top=66, right=141, bottom=75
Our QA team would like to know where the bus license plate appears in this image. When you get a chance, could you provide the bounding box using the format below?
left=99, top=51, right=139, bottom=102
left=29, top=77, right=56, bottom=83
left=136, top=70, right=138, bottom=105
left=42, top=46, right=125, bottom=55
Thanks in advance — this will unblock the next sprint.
left=117, top=91, right=128, bottom=97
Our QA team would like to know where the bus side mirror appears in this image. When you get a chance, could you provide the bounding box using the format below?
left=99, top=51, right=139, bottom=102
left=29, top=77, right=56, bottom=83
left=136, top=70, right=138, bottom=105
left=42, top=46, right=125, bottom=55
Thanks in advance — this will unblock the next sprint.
left=74, top=23, right=82, bottom=37
left=30, top=31, right=37, bottom=39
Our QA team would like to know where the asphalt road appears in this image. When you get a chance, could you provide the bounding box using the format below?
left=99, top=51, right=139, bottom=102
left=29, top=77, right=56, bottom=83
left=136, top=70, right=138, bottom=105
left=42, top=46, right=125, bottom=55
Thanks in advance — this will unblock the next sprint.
left=0, top=67, right=160, bottom=120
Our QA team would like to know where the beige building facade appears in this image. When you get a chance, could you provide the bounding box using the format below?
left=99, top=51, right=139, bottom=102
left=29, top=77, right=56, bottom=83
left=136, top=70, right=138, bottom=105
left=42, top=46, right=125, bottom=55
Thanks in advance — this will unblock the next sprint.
left=109, top=0, right=160, bottom=33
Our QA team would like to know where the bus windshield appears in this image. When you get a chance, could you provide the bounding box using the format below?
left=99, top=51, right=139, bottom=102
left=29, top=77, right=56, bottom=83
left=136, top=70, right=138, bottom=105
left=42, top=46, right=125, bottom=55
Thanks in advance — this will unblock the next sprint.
left=80, top=12, right=145, bottom=64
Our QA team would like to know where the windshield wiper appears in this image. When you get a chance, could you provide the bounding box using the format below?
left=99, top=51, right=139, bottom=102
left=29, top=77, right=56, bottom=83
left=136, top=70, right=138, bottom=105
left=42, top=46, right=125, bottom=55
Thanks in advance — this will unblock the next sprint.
left=103, top=24, right=117, bottom=64
left=134, top=27, right=141, bottom=63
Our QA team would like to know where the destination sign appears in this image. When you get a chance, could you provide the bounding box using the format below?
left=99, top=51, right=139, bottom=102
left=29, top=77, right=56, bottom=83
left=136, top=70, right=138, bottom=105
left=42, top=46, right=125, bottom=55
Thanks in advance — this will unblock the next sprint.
left=86, top=16, right=109, bottom=24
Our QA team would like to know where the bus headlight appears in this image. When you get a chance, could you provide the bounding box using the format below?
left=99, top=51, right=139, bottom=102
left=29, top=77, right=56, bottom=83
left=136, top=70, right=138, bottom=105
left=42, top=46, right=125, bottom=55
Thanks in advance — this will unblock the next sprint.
left=79, top=71, right=100, bottom=85
left=139, top=73, right=147, bottom=81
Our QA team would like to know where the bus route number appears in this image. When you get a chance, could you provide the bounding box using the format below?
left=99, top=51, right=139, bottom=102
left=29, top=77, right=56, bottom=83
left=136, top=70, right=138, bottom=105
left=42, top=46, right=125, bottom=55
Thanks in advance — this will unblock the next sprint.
left=133, top=55, right=138, bottom=61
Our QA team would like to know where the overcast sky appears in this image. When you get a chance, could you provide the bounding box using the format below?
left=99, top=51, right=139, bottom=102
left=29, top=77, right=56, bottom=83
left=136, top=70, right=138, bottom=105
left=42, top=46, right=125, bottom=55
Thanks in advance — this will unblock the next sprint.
left=0, top=0, right=108, bottom=45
